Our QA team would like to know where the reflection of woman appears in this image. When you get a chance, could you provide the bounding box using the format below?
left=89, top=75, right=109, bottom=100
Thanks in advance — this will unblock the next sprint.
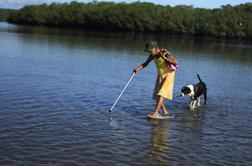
left=148, top=120, right=172, bottom=164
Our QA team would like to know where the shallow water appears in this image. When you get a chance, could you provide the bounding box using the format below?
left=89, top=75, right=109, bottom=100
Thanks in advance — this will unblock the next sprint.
left=0, top=22, right=252, bottom=165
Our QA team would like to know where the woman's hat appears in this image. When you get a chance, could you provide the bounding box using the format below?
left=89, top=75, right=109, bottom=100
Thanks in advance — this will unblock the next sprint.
left=144, top=41, right=158, bottom=52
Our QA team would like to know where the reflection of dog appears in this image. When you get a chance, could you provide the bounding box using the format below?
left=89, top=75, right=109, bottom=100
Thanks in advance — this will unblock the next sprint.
left=180, top=74, right=207, bottom=110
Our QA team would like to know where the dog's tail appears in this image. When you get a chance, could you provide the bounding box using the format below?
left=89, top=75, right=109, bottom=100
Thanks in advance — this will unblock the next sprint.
left=197, top=74, right=203, bottom=83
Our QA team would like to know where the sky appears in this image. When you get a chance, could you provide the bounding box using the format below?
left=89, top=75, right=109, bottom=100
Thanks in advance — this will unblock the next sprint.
left=0, top=0, right=250, bottom=9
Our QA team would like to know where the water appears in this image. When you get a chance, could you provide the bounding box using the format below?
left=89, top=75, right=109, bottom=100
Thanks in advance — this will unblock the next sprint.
left=0, top=22, right=252, bottom=165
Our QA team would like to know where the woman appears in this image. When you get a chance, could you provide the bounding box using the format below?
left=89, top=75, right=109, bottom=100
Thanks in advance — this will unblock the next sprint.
left=133, top=41, right=178, bottom=118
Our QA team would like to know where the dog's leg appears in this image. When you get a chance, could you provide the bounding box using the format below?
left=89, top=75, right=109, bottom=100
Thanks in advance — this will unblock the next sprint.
left=192, top=100, right=196, bottom=110
left=197, top=97, right=201, bottom=107
left=204, top=89, right=207, bottom=105
left=189, top=98, right=193, bottom=109
left=190, top=100, right=195, bottom=110
left=189, top=99, right=193, bottom=106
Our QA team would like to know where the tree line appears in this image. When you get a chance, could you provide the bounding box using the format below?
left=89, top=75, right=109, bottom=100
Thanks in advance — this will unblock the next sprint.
left=0, top=8, right=14, bottom=21
left=5, top=2, right=252, bottom=39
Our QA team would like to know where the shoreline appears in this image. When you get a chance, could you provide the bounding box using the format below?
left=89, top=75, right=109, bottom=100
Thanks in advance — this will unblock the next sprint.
left=1, top=21, right=251, bottom=44
left=5, top=2, right=252, bottom=40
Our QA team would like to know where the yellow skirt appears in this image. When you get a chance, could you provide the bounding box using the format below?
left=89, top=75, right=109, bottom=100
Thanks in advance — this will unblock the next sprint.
left=152, top=70, right=175, bottom=101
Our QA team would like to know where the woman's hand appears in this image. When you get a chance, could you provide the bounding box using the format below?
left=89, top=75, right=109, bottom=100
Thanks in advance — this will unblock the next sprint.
left=133, top=66, right=141, bottom=73
left=133, top=55, right=154, bottom=73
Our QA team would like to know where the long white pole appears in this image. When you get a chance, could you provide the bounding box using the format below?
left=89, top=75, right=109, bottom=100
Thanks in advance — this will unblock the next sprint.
left=109, top=72, right=136, bottom=112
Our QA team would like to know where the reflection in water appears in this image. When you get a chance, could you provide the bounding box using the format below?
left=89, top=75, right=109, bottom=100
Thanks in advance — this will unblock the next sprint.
left=0, top=22, right=251, bottom=64
left=147, top=120, right=173, bottom=165
left=180, top=110, right=206, bottom=137
left=146, top=111, right=206, bottom=165
left=171, top=110, right=207, bottom=164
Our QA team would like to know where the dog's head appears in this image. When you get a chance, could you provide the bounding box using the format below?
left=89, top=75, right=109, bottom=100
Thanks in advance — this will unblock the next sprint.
left=180, top=85, right=193, bottom=97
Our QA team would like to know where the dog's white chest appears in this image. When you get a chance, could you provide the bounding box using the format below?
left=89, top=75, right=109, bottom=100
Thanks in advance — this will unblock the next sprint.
left=187, top=85, right=194, bottom=98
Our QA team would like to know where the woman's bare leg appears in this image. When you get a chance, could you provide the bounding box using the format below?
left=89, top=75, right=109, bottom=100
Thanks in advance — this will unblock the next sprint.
left=161, top=103, right=169, bottom=115
left=150, top=96, right=163, bottom=115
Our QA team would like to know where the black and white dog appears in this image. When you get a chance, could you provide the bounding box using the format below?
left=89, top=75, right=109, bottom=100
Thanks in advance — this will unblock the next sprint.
left=180, top=74, right=207, bottom=110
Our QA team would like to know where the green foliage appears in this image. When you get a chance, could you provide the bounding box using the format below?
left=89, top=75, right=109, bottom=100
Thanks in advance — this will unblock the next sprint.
left=6, top=2, right=252, bottom=39
left=0, top=8, right=15, bottom=21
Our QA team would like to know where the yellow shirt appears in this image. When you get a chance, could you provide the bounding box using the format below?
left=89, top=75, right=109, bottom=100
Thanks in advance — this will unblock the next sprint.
left=154, top=56, right=168, bottom=75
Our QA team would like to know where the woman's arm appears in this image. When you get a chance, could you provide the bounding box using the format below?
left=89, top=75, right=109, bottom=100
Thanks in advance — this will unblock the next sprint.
left=162, top=49, right=178, bottom=66
left=166, top=55, right=178, bottom=66
left=133, top=55, right=154, bottom=73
